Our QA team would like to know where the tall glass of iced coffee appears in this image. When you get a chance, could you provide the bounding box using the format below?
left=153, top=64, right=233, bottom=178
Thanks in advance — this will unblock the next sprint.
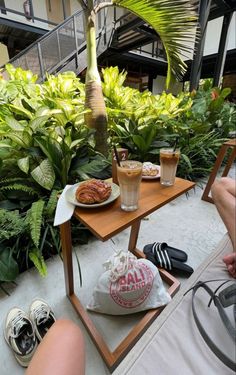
left=117, top=160, right=142, bottom=211
left=160, top=148, right=180, bottom=186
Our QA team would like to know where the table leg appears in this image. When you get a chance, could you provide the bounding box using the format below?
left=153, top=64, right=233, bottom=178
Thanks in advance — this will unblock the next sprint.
left=59, top=221, right=74, bottom=296
left=128, top=220, right=141, bottom=252
left=222, top=147, right=236, bottom=176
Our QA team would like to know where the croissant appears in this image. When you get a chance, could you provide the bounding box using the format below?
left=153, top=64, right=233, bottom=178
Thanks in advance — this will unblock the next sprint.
left=75, top=179, right=112, bottom=204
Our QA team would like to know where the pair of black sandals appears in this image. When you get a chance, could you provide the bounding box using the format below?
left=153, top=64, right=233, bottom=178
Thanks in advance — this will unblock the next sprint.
left=143, top=242, right=194, bottom=276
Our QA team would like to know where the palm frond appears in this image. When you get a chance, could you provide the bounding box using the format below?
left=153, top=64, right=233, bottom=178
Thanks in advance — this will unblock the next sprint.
left=113, top=0, right=198, bottom=85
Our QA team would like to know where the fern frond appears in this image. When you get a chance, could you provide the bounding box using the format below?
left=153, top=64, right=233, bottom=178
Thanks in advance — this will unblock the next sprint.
left=0, top=177, right=27, bottom=185
left=0, top=184, right=38, bottom=196
left=45, top=190, right=60, bottom=217
left=29, top=248, right=47, bottom=277
left=27, top=200, right=45, bottom=248
left=0, top=209, right=27, bottom=240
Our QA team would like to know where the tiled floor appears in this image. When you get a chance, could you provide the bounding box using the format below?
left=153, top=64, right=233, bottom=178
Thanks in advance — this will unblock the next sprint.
left=0, top=177, right=232, bottom=375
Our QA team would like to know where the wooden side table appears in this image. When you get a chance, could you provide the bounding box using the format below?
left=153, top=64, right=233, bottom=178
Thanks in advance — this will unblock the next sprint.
left=202, top=139, right=236, bottom=203
left=59, top=178, right=195, bottom=372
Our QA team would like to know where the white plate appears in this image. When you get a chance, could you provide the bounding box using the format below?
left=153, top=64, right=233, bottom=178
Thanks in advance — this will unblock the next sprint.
left=142, top=164, right=161, bottom=180
left=65, top=182, right=120, bottom=208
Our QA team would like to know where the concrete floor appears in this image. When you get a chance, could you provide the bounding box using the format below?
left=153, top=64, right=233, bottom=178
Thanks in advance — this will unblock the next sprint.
left=0, top=176, right=232, bottom=375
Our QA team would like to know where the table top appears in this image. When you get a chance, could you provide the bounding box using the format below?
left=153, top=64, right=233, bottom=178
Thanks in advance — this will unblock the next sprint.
left=73, top=177, right=195, bottom=241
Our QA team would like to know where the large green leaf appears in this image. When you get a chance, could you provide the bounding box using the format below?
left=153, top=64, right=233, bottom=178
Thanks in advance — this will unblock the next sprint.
left=75, top=155, right=111, bottom=179
left=112, top=0, right=198, bottom=85
left=4, top=116, right=24, bottom=131
left=17, top=156, right=29, bottom=174
left=132, top=135, right=146, bottom=152
left=34, top=137, right=71, bottom=185
left=4, top=130, right=32, bottom=148
left=35, top=137, right=63, bottom=171
left=31, top=159, right=55, bottom=190
left=0, top=248, right=19, bottom=282
left=29, top=115, right=49, bottom=131
left=8, top=104, right=33, bottom=119
left=0, top=142, right=11, bottom=148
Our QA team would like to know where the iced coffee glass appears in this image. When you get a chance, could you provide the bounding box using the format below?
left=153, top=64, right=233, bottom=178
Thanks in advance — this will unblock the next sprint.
left=117, top=160, right=142, bottom=211
left=160, top=148, right=180, bottom=186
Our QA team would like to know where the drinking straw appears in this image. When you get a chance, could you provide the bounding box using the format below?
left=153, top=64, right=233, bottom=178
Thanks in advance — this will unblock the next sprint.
left=173, top=136, right=179, bottom=152
left=113, top=145, right=121, bottom=167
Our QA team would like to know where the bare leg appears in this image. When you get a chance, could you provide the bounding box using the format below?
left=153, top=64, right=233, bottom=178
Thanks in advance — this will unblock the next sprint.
left=211, top=177, right=236, bottom=250
left=26, top=319, right=85, bottom=375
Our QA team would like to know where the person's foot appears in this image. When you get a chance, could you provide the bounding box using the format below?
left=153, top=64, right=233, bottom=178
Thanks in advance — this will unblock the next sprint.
left=223, top=253, right=236, bottom=278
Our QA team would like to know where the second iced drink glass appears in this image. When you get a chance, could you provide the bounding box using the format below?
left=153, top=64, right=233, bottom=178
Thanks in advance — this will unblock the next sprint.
left=160, top=148, right=180, bottom=186
left=117, top=160, right=142, bottom=211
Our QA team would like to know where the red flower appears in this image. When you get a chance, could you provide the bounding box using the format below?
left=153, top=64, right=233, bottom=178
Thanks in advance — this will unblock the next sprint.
left=211, top=90, right=219, bottom=100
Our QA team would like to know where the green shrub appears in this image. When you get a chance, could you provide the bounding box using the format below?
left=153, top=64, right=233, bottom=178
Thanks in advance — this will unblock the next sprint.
left=104, top=67, right=235, bottom=179
left=0, top=65, right=235, bottom=284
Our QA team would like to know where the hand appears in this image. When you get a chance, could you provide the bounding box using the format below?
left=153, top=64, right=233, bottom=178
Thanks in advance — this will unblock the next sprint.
left=223, top=253, right=236, bottom=278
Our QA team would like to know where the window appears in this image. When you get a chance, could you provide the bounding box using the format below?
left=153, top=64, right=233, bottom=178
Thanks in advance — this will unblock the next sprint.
left=0, top=0, right=7, bottom=14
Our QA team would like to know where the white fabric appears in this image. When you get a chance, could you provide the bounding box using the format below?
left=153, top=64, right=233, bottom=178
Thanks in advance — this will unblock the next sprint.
left=53, top=185, right=74, bottom=226
left=87, top=250, right=171, bottom=315
left=114, top=234, right=235, bottom=375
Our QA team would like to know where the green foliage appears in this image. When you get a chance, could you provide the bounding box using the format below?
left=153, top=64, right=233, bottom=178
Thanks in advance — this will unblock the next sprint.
left=0, top=209, right=27, bottom=240
left=29, top=248, right=47, bottom=277
left=27, top=200, right=45, bottom=248
left=45, top=190, right=59, bottom=217
left=178, top=131, right=227, bottom=180
left=0, top=246, right=19, bottom=282
left=31, top=159, right=56, bottom=190
left=5, top=64, right=38, bottom=83
left=0, top=67, right=99, bottom=284
left=0, top=65, right=235, bottom=285
left=104, top=67, right=235, bottom=179
left=112, top=0, right=198, bottom=85
left=0, top=210, right=25, bottom=281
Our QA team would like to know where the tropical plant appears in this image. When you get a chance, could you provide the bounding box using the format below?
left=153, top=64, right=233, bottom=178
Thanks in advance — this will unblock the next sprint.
left=104, top=66, right=193, bottom=160
left=0, top=65, right=110, bottom=190
left=189, top=80, right=236, bottom=137
left=0, top=66, right=111, bottom=284
left=77, top=0, right=198, bottom=156
left=1, top=64, right=235, bottom=284
left=103, top=67, right=235, bottom=179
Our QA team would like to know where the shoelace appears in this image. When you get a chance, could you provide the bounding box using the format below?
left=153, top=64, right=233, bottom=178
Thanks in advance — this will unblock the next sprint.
left=10, top=314, right=30, bottom=339
left=33, top=304, right=51, bottom=325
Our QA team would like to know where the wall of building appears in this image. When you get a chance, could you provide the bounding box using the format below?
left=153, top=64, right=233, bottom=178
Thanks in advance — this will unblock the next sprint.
left=152, top=75, right=183, bottom=95
left=70, top=0, right=81, bottom=15
left=204, top=13, right=236, bottom=55
left=0, top=42, right=9, bottom=66
left=2, top=0, right=49, bottom=30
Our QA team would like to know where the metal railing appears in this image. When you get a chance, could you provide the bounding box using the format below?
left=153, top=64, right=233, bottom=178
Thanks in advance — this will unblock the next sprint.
left=2, top=6, right=116, bottom=81
left=2, top=5, right=166, bottom=81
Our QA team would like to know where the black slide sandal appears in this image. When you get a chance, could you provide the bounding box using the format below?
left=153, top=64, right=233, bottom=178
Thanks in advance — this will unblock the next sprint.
left=144, top=247, right=193, bottom=276
left=143, top=242, right=188, bottom=262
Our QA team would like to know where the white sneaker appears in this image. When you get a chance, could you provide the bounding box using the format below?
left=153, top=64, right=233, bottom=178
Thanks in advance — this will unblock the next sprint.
left=29, top=299, right=56, bottom=341
left=4, top=307, right=38, bottom=367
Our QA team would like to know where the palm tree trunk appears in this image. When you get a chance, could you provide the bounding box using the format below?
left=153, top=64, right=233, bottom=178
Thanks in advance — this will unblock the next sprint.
left=84, top=4, right=108, bottom=156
